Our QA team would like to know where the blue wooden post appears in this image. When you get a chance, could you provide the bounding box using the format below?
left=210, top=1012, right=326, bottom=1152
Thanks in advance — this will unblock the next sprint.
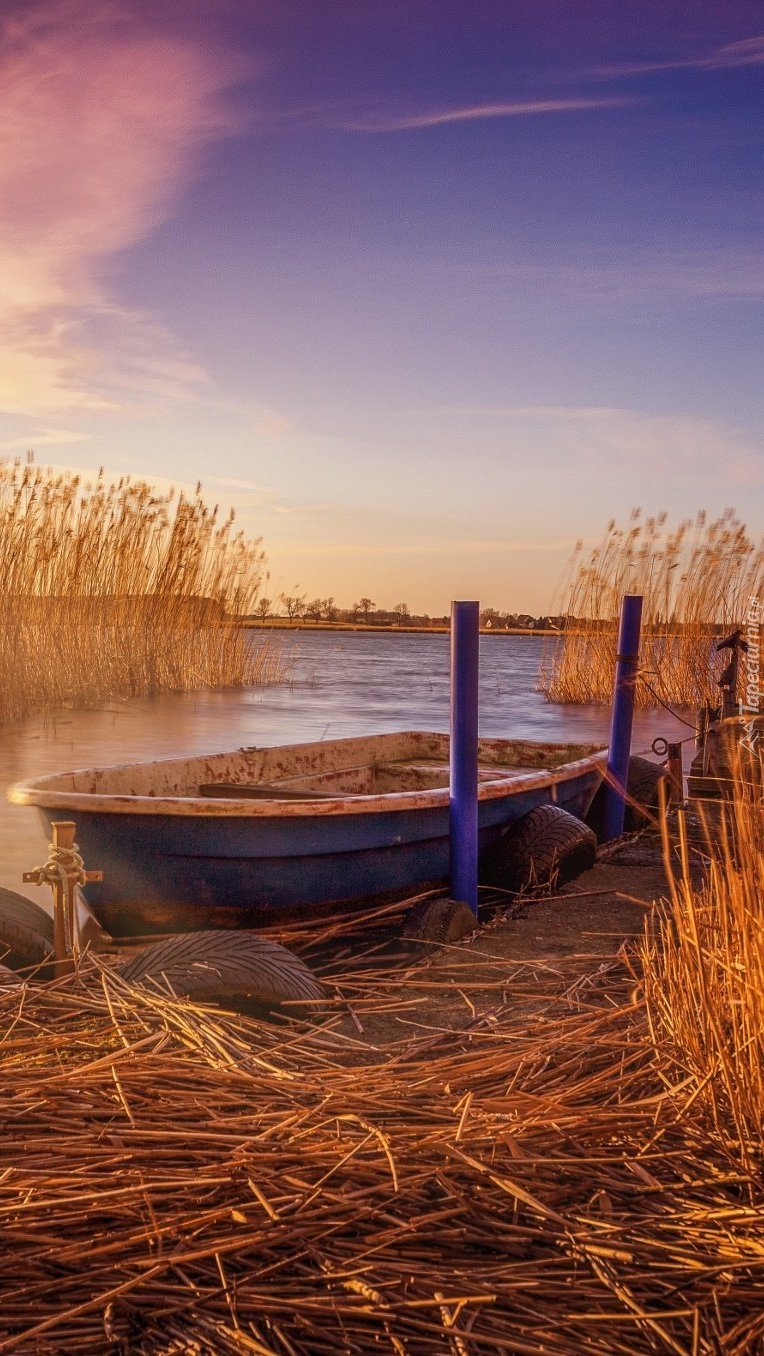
left=602, top=594, right=643, bottom=841
left=450, top=601, right=480, bottom=914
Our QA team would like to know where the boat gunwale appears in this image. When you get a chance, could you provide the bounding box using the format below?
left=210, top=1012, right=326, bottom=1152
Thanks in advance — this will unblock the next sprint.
left=8, top=736, right=608, bottom=819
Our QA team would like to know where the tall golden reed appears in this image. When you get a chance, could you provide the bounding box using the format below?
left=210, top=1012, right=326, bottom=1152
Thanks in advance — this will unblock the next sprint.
left=540, top=508, right=764, bottom=707
left=642, top=745, right=764, bottom=1171
left=0, top=458, right=280, bottom=726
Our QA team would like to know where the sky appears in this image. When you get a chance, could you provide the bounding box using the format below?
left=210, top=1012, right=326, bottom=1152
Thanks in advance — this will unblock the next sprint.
left=1, top=0, right=762, bottom=614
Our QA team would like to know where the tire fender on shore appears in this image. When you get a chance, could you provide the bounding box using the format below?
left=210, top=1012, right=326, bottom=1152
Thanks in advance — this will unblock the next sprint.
left=402, top=897, right=477, bottom=947
left=0, top=888, right=55, bottom=974
left=481, top=804, right=596, bottom=892
left=119, top=929, right=325, bottom=1012
left=585, top=755, right=667, bottom=837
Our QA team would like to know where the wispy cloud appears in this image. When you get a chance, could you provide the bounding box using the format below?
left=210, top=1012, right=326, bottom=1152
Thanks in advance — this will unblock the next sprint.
left=205, top=475, right=333, bottom=518
left=276, top=537, right=572, bottom=557
left=432, top=249, right=764, bottom=302
left=341, top=97, right=633, bottom=133
left=0, top=426, right=91, bottom=451
left=0, top=1, right=247, bottom=418
left=588, top=33, right=764, bottom=80
left=403, top=404, right=621, bottom=422
left=399, top=405, right=763, bottom=485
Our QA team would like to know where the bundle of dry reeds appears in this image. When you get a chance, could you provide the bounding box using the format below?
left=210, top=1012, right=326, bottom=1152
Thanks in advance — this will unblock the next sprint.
left=642, top=749, right=764, bottom=1175
left=0, top=458, right=281, bottom=725
left=540, top=508, right=764, bottom=707
left=2, top=879, right=764, bottom=1353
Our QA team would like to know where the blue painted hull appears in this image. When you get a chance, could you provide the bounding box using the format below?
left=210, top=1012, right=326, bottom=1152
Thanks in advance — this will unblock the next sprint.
left=36, top=767, right=602, bottom=937
left=11, top=731, right=606, bottom=937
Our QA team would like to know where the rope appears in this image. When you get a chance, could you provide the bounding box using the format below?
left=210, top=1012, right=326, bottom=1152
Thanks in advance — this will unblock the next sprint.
left=637, top=671, right=699, bottom=732
left=26, top=842, right=87, bottom=955
left=29, top=842, right=88, bottom=891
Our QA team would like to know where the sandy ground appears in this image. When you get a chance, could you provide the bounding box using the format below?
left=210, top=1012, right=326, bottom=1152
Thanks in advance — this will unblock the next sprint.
left=318, top=828, right=678, bottom=1055
left=76, top=816, right=703, bottom=1059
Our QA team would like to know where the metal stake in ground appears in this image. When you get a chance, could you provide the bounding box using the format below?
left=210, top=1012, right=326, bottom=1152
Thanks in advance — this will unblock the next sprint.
left=450, top=601, right=480, bottom=914
left=602, top=595, right=644, bottom=841
left=23, top=821, right=102, bottom=978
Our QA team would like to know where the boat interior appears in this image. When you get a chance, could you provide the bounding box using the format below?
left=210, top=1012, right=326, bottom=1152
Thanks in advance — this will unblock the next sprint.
left=22, top=731, right=604, bottom=801
left=199, top=751, right=579, bottom=799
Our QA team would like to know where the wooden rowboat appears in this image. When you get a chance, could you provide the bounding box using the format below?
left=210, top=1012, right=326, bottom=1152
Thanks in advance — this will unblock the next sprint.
left=9, top=731, right=606, bottom=937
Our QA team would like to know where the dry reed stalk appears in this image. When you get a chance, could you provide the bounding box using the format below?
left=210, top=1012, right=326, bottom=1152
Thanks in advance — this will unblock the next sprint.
left=2, top=896, right=764, bottom=1352
left=641, top=748, right=764, bottom=1173
left=0, top=457, right=282, bottom=727
left=539, top=508, right=764, bottom=708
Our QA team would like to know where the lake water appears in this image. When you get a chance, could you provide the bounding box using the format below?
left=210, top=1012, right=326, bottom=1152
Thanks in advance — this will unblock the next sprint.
left=0, top=630, right=694, bottom=898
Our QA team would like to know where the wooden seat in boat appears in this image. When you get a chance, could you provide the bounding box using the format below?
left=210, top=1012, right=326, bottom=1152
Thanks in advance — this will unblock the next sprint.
left=198, top=783, right=336, bottom=801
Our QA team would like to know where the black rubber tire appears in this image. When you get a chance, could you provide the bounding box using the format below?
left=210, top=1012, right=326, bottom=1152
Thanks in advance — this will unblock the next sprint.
left=120, top=930, right=324, bottom=1009
left=585, top=756, right=667, bottom=837
left=0, top=888, right=55, bottom=972
left=623, top=756, right=666, bottom=830
left=401, top=897, right=476, bottom=946
left=482, top=804, right=596, bottom=892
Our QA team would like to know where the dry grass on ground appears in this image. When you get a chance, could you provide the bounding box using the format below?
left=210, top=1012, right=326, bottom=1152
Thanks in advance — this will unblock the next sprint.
left=643, top=759, right=764, bottom=1174
left=1, top=783, right=763, bottom=1354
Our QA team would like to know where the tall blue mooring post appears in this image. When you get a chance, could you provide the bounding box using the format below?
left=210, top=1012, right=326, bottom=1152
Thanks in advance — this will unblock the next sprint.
left=602, top=594, right=644, bottom=841
left=450, top=601, right=480, bottom=914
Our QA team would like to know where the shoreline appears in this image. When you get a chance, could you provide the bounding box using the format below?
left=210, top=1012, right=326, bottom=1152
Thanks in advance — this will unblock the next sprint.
left=242, top=620, right=548, bottom=635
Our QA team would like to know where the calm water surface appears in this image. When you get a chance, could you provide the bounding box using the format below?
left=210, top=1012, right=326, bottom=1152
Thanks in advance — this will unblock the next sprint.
left=0, top=632, right=693, bottom=897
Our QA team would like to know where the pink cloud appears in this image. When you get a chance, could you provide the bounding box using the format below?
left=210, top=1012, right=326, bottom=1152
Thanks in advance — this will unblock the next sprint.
left=342, top=97, right=633, bottom=133
left=0, top=1, right=248, bottom=415
left=589, top=33, right=764, bottom=79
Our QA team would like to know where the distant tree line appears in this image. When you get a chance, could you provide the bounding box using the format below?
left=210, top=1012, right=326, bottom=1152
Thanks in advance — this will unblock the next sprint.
left=246, top=594, right=570, bottom=631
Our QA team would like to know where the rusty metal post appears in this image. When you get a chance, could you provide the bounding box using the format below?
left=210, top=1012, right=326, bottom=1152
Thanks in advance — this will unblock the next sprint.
left=667, top=742, right=683, bottom=804
left=23, top=821, right=102, bottom=979
left=55, top=821, right=74, bottom=974
left=696, top=704, right=708, bottom=751
left=716, top=629, right=746, bottom=720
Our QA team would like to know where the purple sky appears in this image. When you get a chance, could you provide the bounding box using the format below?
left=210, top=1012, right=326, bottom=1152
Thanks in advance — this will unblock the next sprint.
left=1, top=0, right=762, bottom=612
